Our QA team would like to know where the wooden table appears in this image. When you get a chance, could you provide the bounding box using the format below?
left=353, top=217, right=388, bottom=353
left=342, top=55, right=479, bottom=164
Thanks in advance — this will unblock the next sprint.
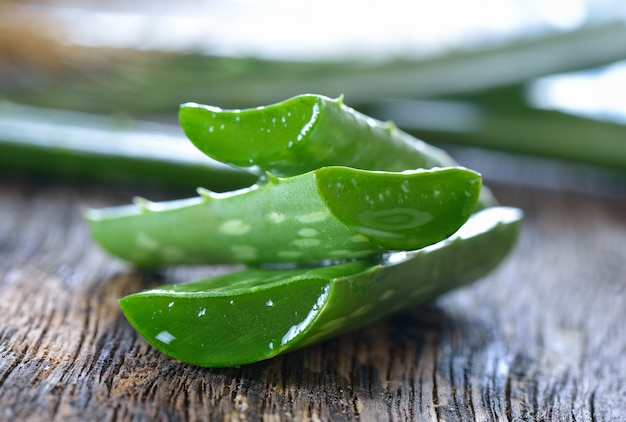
left=1, top=159, right=625, bottom=421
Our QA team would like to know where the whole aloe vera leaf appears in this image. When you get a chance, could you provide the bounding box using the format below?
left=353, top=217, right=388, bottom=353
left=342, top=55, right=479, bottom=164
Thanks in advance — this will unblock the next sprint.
left=119, top=206, right=522, bottom=367
left=86, top=166, right=480, bottom=267
left=0, top=101, right=256, bottom=190
left=179, top=94, right=497, bottom=208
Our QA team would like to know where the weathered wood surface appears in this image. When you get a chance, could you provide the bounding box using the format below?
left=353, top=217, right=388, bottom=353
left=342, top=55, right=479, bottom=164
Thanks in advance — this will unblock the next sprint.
left=0, top=173, right=625, bottom=421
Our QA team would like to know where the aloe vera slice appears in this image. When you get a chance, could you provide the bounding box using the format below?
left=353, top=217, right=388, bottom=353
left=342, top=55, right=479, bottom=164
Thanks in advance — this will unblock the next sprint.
left=179, top=93, right=497, bottom=208
left=179, top=94, right=456, bottom=176
left=86, top=166, right=481, bottom=267
left=119, top=206, right=522, bottom=367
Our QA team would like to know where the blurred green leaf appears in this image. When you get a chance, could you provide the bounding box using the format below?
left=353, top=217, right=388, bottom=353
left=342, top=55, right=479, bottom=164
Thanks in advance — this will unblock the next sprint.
left=3, top=22, right=626, bottom=113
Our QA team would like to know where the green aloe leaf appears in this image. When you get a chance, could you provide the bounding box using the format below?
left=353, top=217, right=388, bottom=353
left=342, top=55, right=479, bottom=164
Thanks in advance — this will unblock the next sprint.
left=86, top=166, right=481, bottom=266
left=0, top=101, right=255, bottom=190
left=179, top=94, right=457, bottom=176
left=119, top=206, right=522, bottom=367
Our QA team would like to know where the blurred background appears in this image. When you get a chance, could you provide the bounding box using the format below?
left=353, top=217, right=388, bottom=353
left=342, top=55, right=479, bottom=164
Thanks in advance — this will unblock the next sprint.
left=1, top=0, right=625, bottom=193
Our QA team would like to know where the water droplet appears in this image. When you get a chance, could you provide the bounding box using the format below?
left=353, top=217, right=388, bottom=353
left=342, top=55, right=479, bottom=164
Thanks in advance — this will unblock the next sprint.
left=155, top=331, right=176, bottom=344
left=382, top=251, right=408, bottom=265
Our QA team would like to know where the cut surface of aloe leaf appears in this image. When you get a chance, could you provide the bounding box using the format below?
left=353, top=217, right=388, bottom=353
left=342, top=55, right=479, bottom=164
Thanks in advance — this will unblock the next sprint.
left=316, top=166, right=481, bottom=250
left=119, top=206, right=522, bottom=367
left=87, top=166, right=480, bottom=267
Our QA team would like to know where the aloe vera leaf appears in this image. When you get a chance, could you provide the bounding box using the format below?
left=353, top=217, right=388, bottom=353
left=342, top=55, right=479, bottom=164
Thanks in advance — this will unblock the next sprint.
left=86, top=166, right=481, bottom=267
left=119, top=206, right=522, bottom=367
left=407, top=104, right=626, bottom=171
left=7, top=23, right=626, bottom=114
left=372, top=82, right=626, bottom=171
left=179, top=94, right=457, bottom=176
left=0, top=101, right=255, bottom=190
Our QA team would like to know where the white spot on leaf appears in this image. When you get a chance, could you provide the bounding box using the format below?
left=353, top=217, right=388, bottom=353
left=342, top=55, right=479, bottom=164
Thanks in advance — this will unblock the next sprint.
left=220, top=219, right=251, bottom=235
left=292, top=238, right=321, bottom=248
left=136, top=232, right=159, bottom=250
left=267, top=211, right=287, bottom=224
left=296, top=211, right=327, bottom=223
left=298, top=228, right=319, bottom=237
left=351, top=234, right=369, bottom=243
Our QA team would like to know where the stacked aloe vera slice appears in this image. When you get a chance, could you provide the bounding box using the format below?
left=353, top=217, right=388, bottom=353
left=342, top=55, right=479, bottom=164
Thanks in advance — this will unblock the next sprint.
left=87, top=94, right=522, bottom=367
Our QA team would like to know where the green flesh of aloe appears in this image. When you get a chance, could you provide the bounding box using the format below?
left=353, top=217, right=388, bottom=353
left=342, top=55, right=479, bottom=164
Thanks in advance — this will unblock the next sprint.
left=120, top=207, right=522, bottom=367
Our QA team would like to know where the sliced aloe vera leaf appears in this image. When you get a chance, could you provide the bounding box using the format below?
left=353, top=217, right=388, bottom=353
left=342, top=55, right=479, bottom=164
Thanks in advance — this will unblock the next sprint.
left=119, top=206, right=522, bottom=367
left=86, top=166, right=480, bottom=267
left=316, top=166, right=481, bottom=250
left=179, top=94, right=457, bottom=176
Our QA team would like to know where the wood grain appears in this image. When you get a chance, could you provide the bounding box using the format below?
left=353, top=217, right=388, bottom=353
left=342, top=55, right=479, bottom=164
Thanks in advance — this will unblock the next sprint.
left=0, top=176, right=624, bottom=421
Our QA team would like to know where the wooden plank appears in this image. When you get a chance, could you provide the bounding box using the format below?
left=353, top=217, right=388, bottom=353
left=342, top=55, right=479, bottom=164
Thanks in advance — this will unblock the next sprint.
left=0, top=176, right=624, bottom=421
